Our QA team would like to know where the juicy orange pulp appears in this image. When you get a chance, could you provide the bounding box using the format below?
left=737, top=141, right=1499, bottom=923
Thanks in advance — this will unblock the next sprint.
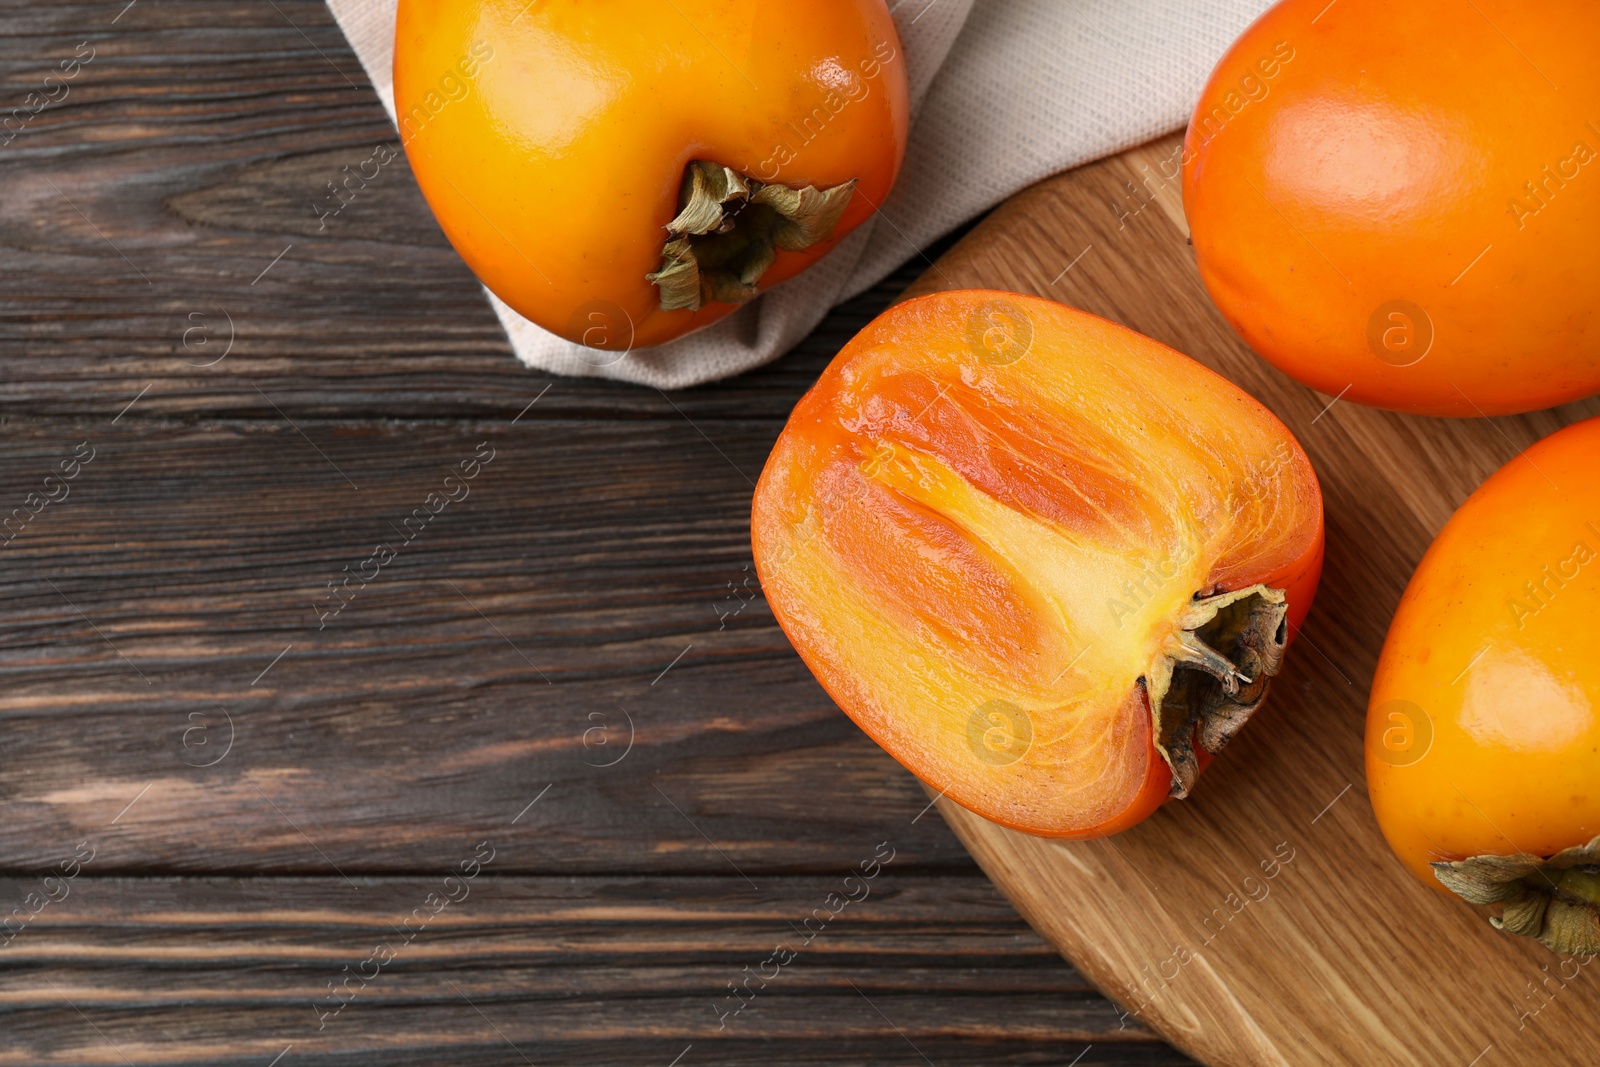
left=753, top=291, right=1324, bottom=837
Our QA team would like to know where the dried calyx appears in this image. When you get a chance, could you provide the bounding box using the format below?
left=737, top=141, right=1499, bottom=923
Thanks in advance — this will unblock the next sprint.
left=1434, top=837, right=1600, bottom=955
left=1146, top=585, right=1290, bottom=798
left=646, top=161, right=857, bottom=312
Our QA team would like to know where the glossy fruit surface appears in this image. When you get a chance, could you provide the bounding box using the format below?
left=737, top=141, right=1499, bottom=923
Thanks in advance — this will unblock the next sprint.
left=1183, top=0, right=1600, bottom=416
left=394, top=0, right=908, bottom=350
left=752, top=291, right=1324, bottom=838
left=1368, top=417, right=1600, bottom=951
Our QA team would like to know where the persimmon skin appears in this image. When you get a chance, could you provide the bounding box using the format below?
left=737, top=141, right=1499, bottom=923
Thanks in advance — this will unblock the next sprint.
left=393, top=0, right=908, bottom=349
left=1183, top=0, right=1600, bottom=417
left=752, top=291, right=1324, bottom=838
left=1368, top=418, right=1600, bottom=888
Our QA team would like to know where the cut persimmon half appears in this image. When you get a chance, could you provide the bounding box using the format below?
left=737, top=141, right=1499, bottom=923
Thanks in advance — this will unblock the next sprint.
left=752, top=290, right=1324, bottom=837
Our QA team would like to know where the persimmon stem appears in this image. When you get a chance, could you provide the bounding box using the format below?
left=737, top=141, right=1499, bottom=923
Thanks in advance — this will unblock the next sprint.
left=1433, top=838, right=1600, bottom=955
left=1148, top=585, right=1289, bottom=799
left=1162, top=630, right=1253, bottom=694
left=646, top=161, right=857, bottom=312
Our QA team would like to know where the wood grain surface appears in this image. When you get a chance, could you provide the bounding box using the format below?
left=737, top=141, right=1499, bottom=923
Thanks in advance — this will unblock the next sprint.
left=902, top=137, right=1600, bottom=1065
left=0, top=2, right=1199, bottom=1063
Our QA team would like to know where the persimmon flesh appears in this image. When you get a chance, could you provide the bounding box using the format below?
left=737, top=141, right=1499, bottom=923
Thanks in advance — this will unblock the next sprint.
left=1368, top=417, right=1600, bottom=954
left=753, top=291, right=1324, bottom=837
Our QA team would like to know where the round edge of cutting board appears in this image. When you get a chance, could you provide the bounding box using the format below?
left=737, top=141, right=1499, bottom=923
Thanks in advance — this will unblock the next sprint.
left=926, top=782, right=1595, bottom=1067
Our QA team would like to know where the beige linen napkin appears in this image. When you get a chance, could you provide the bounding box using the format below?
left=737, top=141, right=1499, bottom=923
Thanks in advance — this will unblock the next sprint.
left=325, top=0, right=1273, bottom=388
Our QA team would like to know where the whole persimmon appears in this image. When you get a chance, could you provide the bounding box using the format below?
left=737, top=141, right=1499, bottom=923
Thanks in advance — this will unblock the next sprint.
left=1183, top=0, right=1600, bottom=417
left=1368, top=417, right=1600, bottom=955
left=393, top=0, right=908, bottom=351
left=752, top=291, right=1324, bottom=838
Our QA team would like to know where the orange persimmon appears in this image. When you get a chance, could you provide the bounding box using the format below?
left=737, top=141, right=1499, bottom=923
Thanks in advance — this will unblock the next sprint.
left=393, top=0, right=908, bottom=351
left=1183, top=0, right=1600, bottom=417
left=752, top=291, right=1324, bottom=838
left=1367, top=417, right=1600, bottom=954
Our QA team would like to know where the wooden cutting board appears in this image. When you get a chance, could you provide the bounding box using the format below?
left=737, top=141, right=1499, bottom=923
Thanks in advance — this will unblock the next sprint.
left=897, top=133, right=1600, bottom=1066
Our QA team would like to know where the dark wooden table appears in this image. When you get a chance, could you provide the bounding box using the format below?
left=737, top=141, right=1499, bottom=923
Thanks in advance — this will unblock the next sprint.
left=0, top=3, right=1197, bottom=1063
